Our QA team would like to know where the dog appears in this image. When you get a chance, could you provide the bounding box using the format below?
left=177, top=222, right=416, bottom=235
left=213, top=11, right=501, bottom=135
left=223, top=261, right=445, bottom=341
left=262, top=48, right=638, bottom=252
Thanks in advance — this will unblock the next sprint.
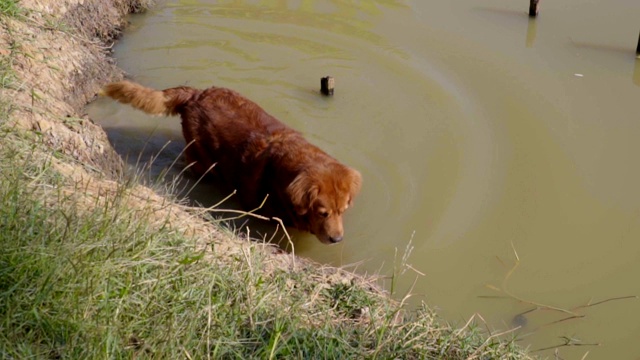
left=101, top=80, right=361, bottom=244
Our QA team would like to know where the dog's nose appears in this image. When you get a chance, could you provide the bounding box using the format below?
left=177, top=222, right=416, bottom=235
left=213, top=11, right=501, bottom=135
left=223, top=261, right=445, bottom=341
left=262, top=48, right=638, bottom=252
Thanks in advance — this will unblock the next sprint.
left=329, top=235, right=343, bottom=243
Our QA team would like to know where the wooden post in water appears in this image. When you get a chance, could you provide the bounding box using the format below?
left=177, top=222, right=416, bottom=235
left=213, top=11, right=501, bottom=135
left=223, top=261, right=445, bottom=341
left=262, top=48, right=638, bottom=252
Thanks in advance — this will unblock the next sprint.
left=529, top=0, right=539, bottom=17
left=321, top=76, right=334, bottom=96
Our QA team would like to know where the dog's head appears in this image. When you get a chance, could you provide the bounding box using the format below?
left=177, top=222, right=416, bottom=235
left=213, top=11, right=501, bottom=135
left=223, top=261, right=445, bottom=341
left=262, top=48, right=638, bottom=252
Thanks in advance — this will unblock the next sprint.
left=287, top=163, right=362, bottom=244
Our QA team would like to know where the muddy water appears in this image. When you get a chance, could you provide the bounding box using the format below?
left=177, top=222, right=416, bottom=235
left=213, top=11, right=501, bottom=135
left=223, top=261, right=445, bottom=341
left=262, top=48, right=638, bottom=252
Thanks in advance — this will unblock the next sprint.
left=87, top=0, right=640, bottom=357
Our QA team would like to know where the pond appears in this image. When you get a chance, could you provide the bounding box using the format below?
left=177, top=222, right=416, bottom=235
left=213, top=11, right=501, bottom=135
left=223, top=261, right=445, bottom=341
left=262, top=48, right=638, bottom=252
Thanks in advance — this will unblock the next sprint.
left=87, top=0, right=640, bottom=358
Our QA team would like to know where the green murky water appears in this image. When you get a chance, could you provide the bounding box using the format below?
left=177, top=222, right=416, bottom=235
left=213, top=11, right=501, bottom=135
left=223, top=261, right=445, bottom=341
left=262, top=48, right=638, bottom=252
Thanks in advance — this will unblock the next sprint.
left=88, top=1, right=640, bottom=358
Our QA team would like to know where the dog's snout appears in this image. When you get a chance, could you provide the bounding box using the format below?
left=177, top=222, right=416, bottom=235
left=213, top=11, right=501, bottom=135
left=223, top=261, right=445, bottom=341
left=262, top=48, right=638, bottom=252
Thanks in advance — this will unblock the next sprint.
left=329, top=235, right=343, bottom=243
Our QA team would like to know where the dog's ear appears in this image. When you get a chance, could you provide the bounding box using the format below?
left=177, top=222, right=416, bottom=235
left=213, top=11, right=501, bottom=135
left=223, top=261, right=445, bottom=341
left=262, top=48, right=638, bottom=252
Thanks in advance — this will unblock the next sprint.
left=287, top=172, right=319, bottom=215
left=347, top=169, right=362, bottom=205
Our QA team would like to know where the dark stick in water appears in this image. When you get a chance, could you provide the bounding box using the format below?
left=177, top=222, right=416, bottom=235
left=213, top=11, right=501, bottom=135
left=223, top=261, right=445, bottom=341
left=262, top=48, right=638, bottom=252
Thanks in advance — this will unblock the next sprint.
left=321, top=76, right=335, bottom=96
left=529, top=0, right=539, bottom=17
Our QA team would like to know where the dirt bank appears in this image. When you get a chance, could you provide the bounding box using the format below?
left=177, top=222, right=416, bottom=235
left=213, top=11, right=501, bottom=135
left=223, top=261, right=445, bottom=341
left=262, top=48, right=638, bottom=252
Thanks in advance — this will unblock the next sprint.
left=0, top=0, right=155, bottom=175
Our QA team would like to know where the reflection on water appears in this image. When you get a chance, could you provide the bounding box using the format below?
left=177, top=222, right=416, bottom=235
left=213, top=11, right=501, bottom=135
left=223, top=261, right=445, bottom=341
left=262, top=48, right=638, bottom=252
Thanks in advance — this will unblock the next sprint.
left=87, top=0, right=640, bottom=358
left=526, top=18, right=537, bottom=48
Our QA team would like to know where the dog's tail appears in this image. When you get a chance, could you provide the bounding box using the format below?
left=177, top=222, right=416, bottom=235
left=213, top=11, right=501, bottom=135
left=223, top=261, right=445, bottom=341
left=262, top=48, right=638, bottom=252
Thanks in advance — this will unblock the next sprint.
left=100, top=81, right=197, bottom=116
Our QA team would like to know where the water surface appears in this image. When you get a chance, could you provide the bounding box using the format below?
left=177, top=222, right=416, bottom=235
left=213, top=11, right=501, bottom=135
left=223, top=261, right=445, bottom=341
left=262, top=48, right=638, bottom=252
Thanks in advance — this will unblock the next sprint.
left=88, top=1, right=640, bottom=358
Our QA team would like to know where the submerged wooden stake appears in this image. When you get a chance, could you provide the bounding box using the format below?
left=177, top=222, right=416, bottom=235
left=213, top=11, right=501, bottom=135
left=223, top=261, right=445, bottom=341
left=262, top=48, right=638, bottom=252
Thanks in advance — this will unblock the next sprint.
left=529, top=0, right=539, bottom=17
left=320, top=76, right=334, bottom=96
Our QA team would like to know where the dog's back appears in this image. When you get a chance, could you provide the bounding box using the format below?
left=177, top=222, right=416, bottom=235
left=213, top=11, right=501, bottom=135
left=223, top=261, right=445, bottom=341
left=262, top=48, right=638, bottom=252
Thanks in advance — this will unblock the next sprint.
left=103, top=81, right=307, bottom=184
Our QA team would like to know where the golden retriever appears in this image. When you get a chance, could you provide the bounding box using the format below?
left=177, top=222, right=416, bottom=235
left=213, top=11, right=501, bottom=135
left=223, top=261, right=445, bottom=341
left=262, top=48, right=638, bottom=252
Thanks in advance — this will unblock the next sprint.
left=102, top=81, right=361, bottom=244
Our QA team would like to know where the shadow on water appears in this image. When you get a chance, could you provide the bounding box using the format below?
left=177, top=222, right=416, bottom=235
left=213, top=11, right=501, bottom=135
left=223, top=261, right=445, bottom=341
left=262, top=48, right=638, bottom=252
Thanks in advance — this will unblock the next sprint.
left=101, top=125, right=298, bottom=249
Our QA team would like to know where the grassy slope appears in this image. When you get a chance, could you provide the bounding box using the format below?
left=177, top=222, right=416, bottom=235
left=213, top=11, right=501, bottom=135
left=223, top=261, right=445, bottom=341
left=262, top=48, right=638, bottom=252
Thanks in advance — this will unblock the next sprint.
left=0, top=135, right=532, bottom=359
left=0, top=1, right=534, bottom=359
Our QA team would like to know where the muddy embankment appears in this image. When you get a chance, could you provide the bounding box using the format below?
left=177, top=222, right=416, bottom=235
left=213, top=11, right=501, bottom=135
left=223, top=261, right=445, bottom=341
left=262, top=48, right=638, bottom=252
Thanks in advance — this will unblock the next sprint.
left=2, top=0, right=138, bottom=171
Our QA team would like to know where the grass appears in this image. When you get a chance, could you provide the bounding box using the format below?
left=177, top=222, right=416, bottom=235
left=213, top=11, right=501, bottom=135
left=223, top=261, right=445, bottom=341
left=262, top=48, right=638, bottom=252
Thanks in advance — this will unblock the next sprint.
left=0, top=0, right=23, bottom=19
left=0, top=57, right=17, bottom=90
left=0, top=119, right=534, bottom=360
left=1, top=2, right=22, bottom=93
left=0, top=27, right=18, bottom=91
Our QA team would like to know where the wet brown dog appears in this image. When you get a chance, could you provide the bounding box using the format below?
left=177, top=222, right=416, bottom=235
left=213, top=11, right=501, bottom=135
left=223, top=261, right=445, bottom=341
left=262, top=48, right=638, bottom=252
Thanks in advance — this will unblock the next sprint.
left=102, top=81, right=361, bottom=244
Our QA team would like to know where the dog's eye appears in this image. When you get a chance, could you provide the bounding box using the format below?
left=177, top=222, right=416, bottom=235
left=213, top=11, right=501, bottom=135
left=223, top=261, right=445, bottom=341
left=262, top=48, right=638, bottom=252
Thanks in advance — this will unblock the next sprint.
left=318, top=210, right=329, bottom=218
